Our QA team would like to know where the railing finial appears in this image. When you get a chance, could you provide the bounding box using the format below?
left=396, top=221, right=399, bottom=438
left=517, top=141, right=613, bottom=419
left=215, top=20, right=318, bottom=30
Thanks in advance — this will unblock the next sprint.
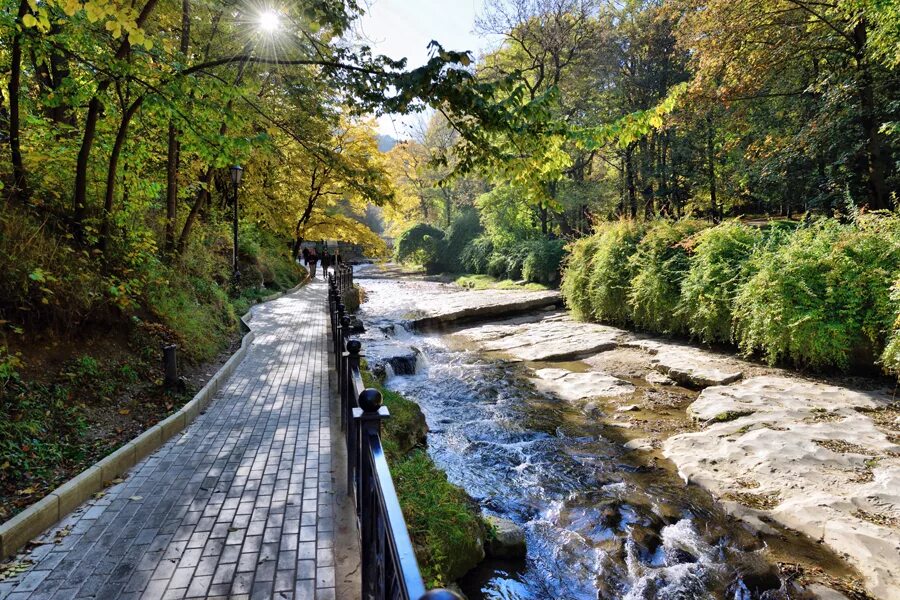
left=358, top=388, right=383, bottom=412
left=347, top=339, right=362, bottom=354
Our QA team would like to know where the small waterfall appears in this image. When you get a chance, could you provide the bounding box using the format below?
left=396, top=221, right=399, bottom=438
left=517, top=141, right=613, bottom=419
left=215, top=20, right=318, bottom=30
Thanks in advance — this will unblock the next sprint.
left=414, top=350, right=429, bottom=374
left=384, top=362, right=396, bottom=381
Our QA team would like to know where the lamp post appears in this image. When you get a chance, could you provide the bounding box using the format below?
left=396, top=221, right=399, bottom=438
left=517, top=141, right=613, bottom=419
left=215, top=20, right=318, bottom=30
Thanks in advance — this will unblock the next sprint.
left=230, top=165, right=243, bottom=283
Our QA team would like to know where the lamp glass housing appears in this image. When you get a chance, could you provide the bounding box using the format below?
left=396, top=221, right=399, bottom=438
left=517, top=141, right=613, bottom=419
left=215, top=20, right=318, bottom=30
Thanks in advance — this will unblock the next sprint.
left=230, top=165, right=243, bottom=186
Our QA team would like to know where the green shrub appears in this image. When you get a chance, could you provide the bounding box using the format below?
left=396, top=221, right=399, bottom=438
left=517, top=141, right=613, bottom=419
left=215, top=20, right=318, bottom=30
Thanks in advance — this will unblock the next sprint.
left=460, top=235, right=494, bottom=274
left=733, top=216, right=900, bottom=370
left=882, top=278, right=900, bottom=374
left=486, top=253, right=509, bottom=278
left=586, top=220, right=646, bottom=325
left=628, top=220, right=706, bottom=334
left=678, top=221, right=763, bottom=344
left=561, top=236, right=601, bottom=319
left=442, top=211, right=483, bottom=273
left=522, top=239, right=566, bottom=285
left=0, top=350, right=87, bottom=488
left=394, top=223, right=447, bottom=273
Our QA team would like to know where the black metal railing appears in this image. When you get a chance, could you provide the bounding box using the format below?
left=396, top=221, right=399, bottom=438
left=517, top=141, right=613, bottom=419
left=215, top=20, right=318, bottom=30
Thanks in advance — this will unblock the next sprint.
left=328, top=271, right=461, bottom=600
left=334, top=263, right=353, bottom=297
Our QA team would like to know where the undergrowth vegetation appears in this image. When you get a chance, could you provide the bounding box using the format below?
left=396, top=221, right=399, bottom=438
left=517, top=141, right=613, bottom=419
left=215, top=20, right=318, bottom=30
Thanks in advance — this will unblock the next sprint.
left=0, top=206, right=305, bottom=521
left=562, top=213, right=900, bottom=374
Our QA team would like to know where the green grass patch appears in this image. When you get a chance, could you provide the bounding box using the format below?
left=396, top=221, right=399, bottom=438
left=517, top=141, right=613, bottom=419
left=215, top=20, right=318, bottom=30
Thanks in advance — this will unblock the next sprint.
left=455, top=274, right=549, bottom=292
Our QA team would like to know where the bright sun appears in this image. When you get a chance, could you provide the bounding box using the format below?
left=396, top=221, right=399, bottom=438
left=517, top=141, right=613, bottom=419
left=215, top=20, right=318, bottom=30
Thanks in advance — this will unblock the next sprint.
left=257, top=9, right=280, bottom=33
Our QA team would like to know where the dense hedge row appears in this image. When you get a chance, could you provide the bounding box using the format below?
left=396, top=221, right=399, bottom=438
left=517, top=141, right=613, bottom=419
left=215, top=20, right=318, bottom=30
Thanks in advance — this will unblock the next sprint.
left=561, top=215, right=900, bottom=374
left=394, top=212, right=565, bottom=286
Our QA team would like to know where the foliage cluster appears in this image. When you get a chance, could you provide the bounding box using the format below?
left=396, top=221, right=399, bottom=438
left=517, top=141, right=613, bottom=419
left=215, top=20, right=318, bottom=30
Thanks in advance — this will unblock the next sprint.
left=562, top=214, right=900, bottom=373
left=395, top=216, right=566, bottom=286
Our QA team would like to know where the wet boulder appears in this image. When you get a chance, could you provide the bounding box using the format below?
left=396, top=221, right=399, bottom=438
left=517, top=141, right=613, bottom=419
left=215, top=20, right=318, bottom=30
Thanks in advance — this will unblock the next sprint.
left=367, top=342, right=420, bottom=377
left=348, top=316, right=365, bottom=334
left=485, top=516, right=527, bottom=559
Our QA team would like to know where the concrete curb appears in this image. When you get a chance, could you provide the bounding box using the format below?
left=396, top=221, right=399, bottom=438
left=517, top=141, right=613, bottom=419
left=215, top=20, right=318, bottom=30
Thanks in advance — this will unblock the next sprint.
left=0, top=280, right=307, bottom=560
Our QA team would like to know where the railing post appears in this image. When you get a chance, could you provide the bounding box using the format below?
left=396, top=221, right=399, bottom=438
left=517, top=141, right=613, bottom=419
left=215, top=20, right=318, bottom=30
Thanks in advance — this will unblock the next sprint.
left=336, top=302, right=346, bottom=367
left=353, top=389, right=389, bottom=600
left=342, top=339, right=361, bottom=433
left=345, top=340, right=362, bottom=497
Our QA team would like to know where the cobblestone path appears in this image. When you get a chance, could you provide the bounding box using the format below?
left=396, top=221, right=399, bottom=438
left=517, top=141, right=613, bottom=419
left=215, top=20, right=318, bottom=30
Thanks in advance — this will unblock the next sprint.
left=0, top=282, right=339, bottom=600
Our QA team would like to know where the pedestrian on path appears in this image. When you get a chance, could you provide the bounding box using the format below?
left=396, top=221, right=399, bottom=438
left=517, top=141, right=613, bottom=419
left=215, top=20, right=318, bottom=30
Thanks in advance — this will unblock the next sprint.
left=308, top=247, right=319, bottom=279
left=301, top=246, right=310, bottom=269
left=321, top=249, right=332, bottom=277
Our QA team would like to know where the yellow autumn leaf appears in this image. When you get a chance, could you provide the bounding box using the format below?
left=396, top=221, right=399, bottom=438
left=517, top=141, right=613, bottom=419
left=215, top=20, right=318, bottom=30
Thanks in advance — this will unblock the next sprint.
left=21, top=13, right=37, bottom=28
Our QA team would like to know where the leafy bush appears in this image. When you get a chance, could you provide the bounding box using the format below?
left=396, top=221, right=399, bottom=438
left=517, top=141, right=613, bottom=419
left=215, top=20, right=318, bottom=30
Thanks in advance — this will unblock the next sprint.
left=628, top=220, right=706, bottom=334
left=460, top=235, right=494, bottom=274
left=522, top=239, right=566, bottom=285
left=882, top=279, right=900, bottom=375
left=0, top=349, right=86, bottom=490
left=733, top=216, right=900, bottom=370
left=442, top=211, right=483, bottom=273
left=586, top=220, right=646, bottom=325
left=678, top=221, right=763, bottom=343
left=561, top=236, right=601, bottom=319
left=394, top=223, right=447, bottom=273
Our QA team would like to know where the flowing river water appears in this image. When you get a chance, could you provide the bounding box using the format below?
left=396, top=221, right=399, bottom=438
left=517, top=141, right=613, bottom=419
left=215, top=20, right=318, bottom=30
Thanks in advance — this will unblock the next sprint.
left=353, top=270, right=863, bottom=600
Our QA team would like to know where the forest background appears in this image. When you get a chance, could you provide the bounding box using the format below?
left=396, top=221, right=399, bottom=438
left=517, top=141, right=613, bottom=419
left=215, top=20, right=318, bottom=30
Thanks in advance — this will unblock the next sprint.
left=0, top=0, right=898, bottom=575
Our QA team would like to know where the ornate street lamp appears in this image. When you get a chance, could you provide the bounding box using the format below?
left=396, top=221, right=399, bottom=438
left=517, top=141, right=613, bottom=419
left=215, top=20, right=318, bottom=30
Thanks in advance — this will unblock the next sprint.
left=230, top=165, right=243, bottom=282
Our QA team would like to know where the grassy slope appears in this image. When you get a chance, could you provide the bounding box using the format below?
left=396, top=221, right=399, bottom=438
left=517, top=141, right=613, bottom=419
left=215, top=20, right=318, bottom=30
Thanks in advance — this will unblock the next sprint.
left=0, top=210, right=305, bottom=523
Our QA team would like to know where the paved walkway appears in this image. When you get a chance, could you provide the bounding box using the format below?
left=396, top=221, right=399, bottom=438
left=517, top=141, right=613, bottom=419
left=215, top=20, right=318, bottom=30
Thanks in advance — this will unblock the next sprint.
left=0, top=282, right=341, bottom=600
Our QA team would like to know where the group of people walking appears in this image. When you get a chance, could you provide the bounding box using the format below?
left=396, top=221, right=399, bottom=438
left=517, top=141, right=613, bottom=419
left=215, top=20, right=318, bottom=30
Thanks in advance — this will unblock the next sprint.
left=301, top=246, right=340, bottom=279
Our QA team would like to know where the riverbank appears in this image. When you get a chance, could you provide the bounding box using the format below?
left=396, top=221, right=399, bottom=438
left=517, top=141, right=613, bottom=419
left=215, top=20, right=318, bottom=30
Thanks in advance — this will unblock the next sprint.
left=452, top=310, right=899, bottom=599
left=353, top=268, right=899, bottom=599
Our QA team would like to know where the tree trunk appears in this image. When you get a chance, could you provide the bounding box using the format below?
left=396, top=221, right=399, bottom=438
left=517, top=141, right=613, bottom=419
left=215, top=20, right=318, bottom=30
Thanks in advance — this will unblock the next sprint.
left=8, top=0, right=31, bottom=202
left=852, top=20, right=890, bottom=210
left=164, top=123, right=179, bottom=254
left=625, top=144, right=637, bottom=219
left=72, top=0, right=159, bottom=239
left=164, top=0, right=190, bottom=256
left=706, top=117, right=718, bottom=222
left=176, top=168, right=213, bottom=254
left=99, top=97, right=144, bottom=250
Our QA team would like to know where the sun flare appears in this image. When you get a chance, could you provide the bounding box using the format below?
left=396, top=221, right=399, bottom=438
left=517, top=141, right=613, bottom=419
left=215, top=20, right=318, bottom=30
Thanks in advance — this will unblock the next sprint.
left=257, top=9, right=280, bottom=33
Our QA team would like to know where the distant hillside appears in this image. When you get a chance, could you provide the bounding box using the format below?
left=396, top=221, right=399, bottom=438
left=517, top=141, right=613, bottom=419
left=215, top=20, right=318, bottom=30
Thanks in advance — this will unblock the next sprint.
left=377, top=134, right=398, bottom=153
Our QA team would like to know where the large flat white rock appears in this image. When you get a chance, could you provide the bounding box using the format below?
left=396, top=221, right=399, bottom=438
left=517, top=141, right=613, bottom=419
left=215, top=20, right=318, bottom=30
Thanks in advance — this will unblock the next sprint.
left=409, top=289, right=561, bottom=329
left=625, top=339, right=746, bottom=387
left=664, top=376, right=900, bottom=599
left=459, top=314, right=628, bottom=362
left=530, top=367, right=635, bottom=402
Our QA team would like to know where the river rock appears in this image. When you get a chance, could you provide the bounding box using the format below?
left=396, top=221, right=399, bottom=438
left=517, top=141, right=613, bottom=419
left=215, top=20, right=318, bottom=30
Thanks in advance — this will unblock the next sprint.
left=623, top=438, right=654, bottom=452
left=530, top=368, right=635, bottom=401
left=645, top=370, right=675, bottom=386
left=625, top=339, right=745, bottom=388
left=664, top=376, right=900, bottom=599
left=367, top=341, right=420, bottom=377
left=460, top=314, right=628, bottom=362
left=806, top=584, right=851, bottom=600
left=485, top=516, right=527, bottom=558
left=410, top=289, right=561, bottom=330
